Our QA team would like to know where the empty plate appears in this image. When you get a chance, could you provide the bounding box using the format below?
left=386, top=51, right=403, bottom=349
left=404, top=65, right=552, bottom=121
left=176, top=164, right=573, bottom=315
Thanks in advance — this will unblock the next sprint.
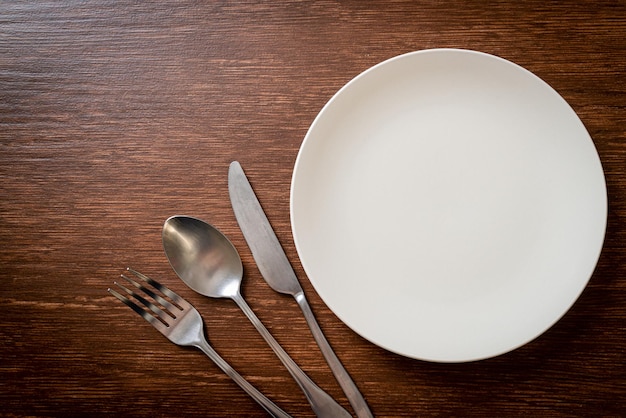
left=290, top=49, right=607, bottom=362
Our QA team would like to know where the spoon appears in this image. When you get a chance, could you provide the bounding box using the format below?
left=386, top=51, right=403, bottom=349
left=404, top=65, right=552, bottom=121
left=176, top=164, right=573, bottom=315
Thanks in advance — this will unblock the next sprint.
left=162, top=215, right=352, bottom=418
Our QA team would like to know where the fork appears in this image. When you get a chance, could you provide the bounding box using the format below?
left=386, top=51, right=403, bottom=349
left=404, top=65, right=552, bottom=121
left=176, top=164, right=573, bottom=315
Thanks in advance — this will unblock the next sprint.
left=108, top=268, right=292, bottom=418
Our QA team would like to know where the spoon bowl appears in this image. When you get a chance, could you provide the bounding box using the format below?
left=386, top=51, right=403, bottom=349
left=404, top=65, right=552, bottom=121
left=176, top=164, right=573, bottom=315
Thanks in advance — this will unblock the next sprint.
left=162, top=216, right=243, bottom=299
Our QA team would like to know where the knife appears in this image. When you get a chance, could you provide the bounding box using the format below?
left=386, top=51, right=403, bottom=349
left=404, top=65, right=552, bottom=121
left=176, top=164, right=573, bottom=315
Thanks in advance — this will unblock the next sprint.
left=228, top=161, right=373, bottom=418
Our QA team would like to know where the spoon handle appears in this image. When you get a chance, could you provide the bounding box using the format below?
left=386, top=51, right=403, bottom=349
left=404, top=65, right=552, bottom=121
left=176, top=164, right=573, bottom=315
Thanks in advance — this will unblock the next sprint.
left=294, top=291, right=374, bottom=418
left=232, top=293, right=352, bottom=418
left=194, top=337, right=293, bottom=418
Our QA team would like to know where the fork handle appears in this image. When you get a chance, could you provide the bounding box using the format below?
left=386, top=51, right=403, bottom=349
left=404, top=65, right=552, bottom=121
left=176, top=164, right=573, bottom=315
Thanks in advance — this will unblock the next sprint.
left=232, top=292, right=352, bottom=418
left=195, top=338, right=293, bottom=418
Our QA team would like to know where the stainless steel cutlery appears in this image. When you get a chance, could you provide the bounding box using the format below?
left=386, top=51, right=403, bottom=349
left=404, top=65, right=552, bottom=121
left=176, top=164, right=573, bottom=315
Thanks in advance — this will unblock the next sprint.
left=229, top=161, right=373, bottom=418
left=108, top=268, right=292, bottom=418
left=162, top=215, right=351, bottom=418
left=109, top=161, right=372, bottom=417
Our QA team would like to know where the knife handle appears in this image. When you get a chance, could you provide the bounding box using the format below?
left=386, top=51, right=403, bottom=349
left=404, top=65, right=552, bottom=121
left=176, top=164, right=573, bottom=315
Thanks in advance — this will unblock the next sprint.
left=295, top=292, right=374, bottom=418
left=231, top=292, right=352, bottom=418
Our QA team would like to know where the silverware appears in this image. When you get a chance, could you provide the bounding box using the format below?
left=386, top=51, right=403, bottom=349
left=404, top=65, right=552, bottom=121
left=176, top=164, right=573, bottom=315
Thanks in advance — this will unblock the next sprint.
left=108, top=268, right=292, bottom=418
left=228, top=161, right=374, bottom=418
left=162, top=217, right=352, bottom=418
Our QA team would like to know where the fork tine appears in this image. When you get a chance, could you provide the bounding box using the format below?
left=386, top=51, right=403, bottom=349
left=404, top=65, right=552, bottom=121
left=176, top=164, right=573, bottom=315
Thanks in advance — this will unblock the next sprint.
left=108, top=287, right=167, bottom=332
left=122, top=270, right=184, bottom=312
left=114, top=280, right=172, bottom=325
left=120, top=273, right=179, bottom=319
left=127, top=268, right=188, bottom=307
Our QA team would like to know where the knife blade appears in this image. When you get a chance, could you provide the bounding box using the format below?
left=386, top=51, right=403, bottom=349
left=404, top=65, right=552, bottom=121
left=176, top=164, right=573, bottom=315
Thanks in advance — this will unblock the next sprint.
left=228, top=161, right=373, bottom=418
left=228, top=162, right=303, bottom=296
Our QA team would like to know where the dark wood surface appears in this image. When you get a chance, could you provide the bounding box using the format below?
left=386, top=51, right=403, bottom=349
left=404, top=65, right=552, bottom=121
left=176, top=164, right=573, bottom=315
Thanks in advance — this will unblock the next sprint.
left=1, top=1, right=625, bottom=416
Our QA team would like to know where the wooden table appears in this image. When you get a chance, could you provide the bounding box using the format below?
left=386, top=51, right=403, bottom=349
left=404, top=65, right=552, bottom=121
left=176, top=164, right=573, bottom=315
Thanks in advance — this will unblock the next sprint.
left=2, top=1, right=624, bottom=416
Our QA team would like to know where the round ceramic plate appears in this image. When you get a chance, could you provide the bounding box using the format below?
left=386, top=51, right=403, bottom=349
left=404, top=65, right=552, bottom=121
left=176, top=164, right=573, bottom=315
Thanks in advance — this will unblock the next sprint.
left=290, top=49, right=607, bottom=362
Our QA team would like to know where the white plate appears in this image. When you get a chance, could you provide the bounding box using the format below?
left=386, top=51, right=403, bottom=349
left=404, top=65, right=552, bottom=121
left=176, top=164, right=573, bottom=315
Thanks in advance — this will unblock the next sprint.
left=290, top=49, right=607, bottom=362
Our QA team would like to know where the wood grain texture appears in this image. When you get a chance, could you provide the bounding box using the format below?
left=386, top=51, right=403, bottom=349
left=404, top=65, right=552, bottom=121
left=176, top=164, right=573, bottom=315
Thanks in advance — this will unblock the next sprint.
left=1, top=1, right=624, bottom=416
